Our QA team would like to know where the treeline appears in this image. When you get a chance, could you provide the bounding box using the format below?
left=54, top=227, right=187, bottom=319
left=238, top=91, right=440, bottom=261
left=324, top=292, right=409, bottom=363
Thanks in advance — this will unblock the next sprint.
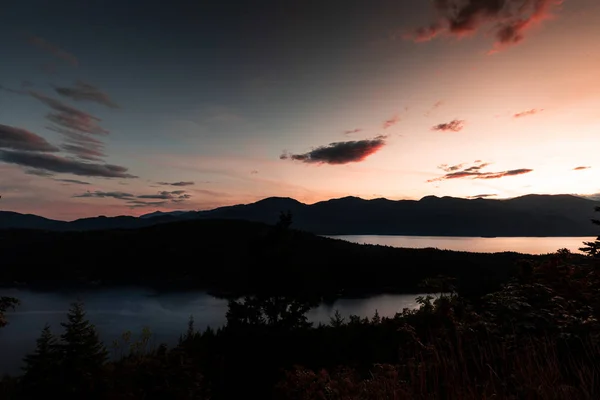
left=0, top=218, right=547, bottom=297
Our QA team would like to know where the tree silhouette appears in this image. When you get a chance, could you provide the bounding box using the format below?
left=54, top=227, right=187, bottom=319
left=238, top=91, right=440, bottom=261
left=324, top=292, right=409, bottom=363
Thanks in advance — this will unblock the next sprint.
left=580, top=206, right=600, bottom=257
left=276, top=210, right=293, bottom=230
left=59, top=301, right=108, bottom=396
left=21, top=324, right=61, bottom=395
left=0, top=296, right=19, bottom=328
left=226, top=295, right=313, bottom=330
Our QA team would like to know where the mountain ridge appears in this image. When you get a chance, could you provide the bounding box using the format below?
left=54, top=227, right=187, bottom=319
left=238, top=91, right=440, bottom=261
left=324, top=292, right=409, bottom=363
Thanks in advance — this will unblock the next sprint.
left=1, top=194, right=599, bottom=236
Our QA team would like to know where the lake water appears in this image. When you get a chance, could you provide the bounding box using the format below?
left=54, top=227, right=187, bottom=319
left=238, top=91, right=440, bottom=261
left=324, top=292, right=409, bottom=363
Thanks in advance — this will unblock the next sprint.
left=327, top=235, right=595, bottom=255
left=0, top=288, right=424, bottom=375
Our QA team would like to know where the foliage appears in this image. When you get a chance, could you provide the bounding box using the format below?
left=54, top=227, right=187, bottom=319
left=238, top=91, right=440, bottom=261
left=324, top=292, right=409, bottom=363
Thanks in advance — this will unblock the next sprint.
left=580, top=206, right=600, bottom=257
left=0, top=296, right=19, bottom=328
left=20, top=324, right=61, bottom=397
left=226, top=295, right=314, bottom=330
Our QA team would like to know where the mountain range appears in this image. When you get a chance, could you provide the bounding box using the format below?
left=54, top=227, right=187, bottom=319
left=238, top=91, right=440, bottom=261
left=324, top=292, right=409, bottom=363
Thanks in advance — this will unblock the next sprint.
left=1, top=194, right=599, bottom=237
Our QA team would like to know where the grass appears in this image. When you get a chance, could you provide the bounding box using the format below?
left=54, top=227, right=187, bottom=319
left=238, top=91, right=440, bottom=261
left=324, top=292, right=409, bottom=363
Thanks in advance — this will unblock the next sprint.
left=276, top=334, right=600, bottom=400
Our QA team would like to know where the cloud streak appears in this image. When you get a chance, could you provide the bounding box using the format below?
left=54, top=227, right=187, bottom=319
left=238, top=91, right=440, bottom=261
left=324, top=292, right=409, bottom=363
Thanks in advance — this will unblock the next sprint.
left=0, top=124, right=60, bottom=152
left=407, top=0, right=563, bottom=52
left=424, top=100, right=444, bottom=117
left=0, top=150, right=137, bottom=178
left=514, top=108, right=543, bottom=118
left=74, top=191, right=134, bottom=200
left=574, top=166, right=591, bottom=171
left=31, top=92, right=109, bottom=135
left=61, top=143, right=105, bottom=161
left=344, top=128, right=363, bottom=135
left=74, top=190, right=192, bottom=208
left=55, top=81, right=119, bottom=109
left=27, top=35, right=78, bottom=67
left=429, top=161, right=533, bottom=182
left=383, top=115, right=400, bottom=129
left=432, top=119, right=464, bottom=132
left=55, top=178, right=91, bottom=185
left=281, top=136, right=387, bottom=165
left=157, top=181, right=195, bottom=187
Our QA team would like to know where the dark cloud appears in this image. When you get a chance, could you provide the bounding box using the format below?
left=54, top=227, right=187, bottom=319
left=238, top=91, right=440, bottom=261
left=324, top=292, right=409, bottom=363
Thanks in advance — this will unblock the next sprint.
left=30, top=91, right=109, bottom=135
left=281, top=136, right=387, bottom=165
left=467, top=193, right=498, bottom=199
left=383, top=115, right=400, bottom=129
left=432, top=119, right=464, bottom=132
left=408, top=0, right=562, bottom=52
left=250, top=170, right=259, bottom=174
left=74, top=189, right=192, bottom=208
left=54, top=178, right=91, bottom=185
left=25, top=169, right=54, bottom=177
left=31, top=93, right=110, bottom=164
left=463, top=162, right=491, bottom=172
left=429, top=162, right=533, bottom=182
left=46, top=126, right=104, bottom=146
left=55, top=81, right=119, bottom=109
left=574, top=166, right=591, bottom=171
left=61, top=143, right=105, bottom=161
left=27, top=35, right=78, bottom=67
left=344, top=128, right=363, bottom=135
left=514, top=108, right=543, bottom=118
left=157, top=181, right=195, bottom=187
left=438, top=163, right=465, bottom=172
left=0, top=124, right=60, bottom=152
left=137, top=190, right=191, bottom=200
left=74, top=191, right=134, bottom=200
left=0, top=150, right=137, bottom=178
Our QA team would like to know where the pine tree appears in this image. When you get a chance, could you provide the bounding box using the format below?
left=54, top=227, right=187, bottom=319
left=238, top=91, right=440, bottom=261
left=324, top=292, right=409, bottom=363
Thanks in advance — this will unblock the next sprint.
left=21, top=324, right=61, bottom=394
left=580, top=206, right=600, bottom=258
left=59, top=300, right=108, bottom=396
left=23, top=324, right=59, bottom=373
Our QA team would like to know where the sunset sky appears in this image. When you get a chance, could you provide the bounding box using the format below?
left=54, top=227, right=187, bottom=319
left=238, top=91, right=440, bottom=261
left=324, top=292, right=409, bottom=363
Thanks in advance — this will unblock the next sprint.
left=1, top=0, right=599, bottom=220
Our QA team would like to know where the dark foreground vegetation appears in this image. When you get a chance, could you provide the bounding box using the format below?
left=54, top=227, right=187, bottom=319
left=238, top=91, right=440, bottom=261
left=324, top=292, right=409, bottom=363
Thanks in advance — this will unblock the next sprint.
left=0, top=208, right=599, bottom=399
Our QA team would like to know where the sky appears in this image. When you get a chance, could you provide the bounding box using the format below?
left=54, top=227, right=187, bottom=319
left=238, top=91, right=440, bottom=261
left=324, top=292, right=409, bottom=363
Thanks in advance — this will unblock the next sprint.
left=1, top=0, right=599, bottom=220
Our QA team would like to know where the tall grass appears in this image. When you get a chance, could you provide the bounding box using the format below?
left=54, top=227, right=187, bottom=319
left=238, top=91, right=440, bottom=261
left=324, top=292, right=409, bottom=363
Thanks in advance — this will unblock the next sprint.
left=276, top=334, right=600, bottom=400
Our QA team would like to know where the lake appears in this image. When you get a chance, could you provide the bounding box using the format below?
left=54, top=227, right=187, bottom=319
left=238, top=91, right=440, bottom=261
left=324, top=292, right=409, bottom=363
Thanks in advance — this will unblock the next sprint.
left=0, top=288, right=425, bottom=375
left=327, top=235, right=595, bottom=255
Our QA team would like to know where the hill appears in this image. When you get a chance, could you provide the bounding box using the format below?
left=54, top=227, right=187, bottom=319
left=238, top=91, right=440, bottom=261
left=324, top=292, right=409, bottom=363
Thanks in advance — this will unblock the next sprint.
left=1, top=194, right=599, bottom=236
left=0, top=219, right=543, bottom=296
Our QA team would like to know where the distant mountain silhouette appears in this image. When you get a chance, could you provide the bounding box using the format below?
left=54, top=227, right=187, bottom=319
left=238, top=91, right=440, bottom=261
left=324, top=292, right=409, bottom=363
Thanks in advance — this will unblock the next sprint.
left=1, top=194, right=599, bottom=236
left=139, top=210, right=191, bottom=219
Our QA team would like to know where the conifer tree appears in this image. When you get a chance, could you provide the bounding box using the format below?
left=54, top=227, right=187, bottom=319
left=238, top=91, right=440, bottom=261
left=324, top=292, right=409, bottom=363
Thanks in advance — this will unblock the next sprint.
left=23, top=324, right=60, bottom=373
left=60, top=301, right=108, bottom=370
left=580, top=206, right=600, bottom=257
left=20, top=324, right=60, bottom=395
